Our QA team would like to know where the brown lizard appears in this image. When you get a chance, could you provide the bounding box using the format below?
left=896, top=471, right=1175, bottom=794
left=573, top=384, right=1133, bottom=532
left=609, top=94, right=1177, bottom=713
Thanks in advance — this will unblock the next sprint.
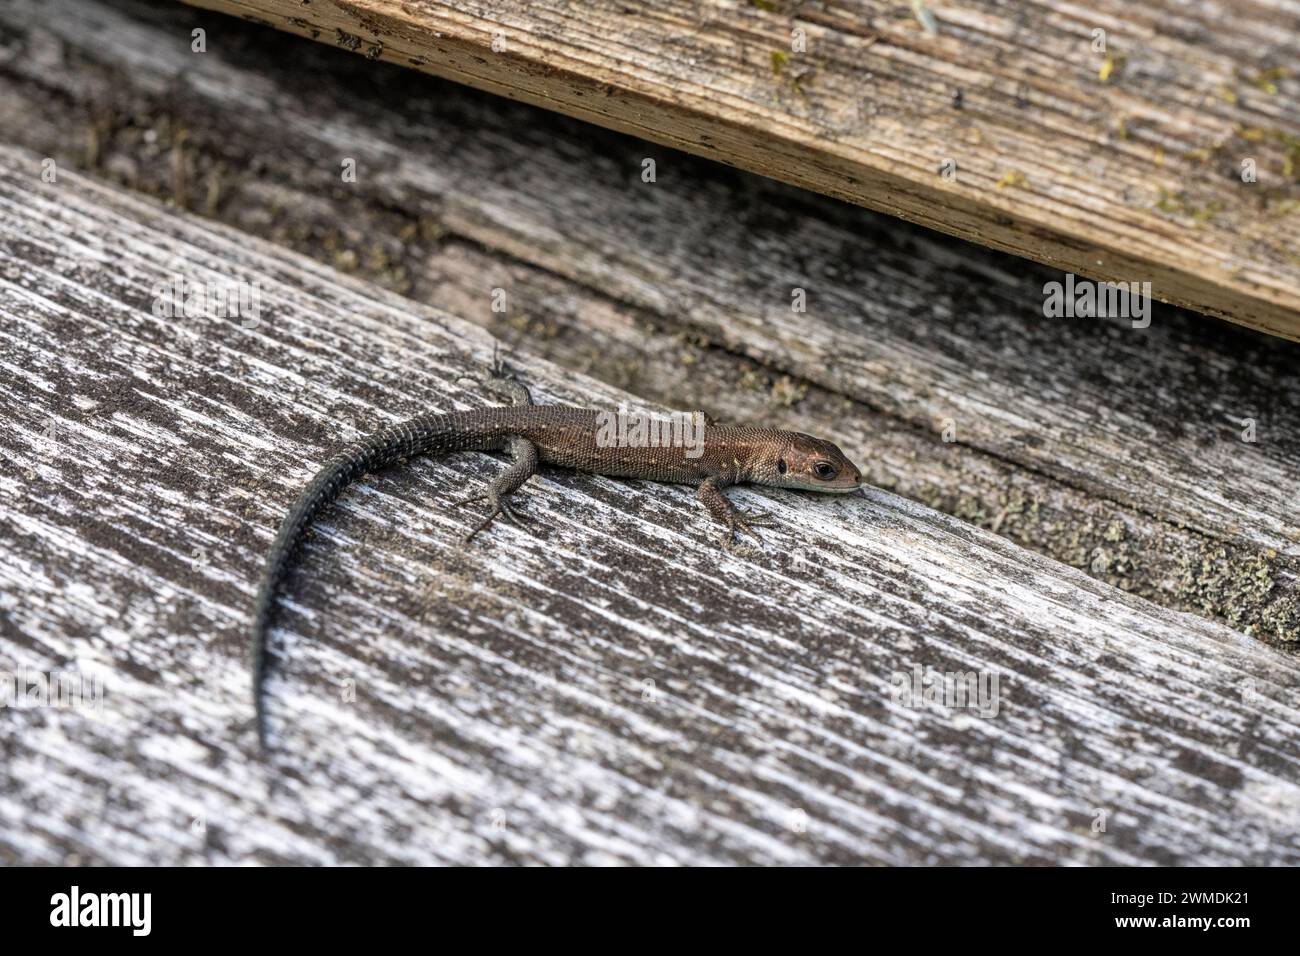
left=251, top=360, right=863, bottom=748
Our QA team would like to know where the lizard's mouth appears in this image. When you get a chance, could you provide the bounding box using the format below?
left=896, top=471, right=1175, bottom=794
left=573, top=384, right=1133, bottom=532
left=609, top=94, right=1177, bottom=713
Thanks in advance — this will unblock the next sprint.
left=787, top=474, right=863, bottom=494
left=817, top=482, right=865, bottom=494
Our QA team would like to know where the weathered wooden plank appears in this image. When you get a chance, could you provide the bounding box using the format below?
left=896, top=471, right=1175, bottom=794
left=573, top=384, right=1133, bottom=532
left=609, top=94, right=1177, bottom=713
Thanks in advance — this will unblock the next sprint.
left=3, top=0, right=1295, bottom=643
left=2, top=146, right=1300, bottom=865
left=176, top=0, right=1300, bottom=340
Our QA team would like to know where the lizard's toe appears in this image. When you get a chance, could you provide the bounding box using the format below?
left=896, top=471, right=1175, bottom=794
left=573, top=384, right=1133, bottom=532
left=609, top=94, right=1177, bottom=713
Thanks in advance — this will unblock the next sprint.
left=498, top=499, right=528, bottom=528
left=722, top=516, right=765, bottom=549
left=462, top=511, right=496, bottom=543
left=739, top=508, right=777, bottom=529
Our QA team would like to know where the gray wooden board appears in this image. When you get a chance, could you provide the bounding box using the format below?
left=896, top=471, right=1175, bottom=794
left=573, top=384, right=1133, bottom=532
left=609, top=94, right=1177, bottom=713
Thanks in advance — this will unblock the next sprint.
left=177, top=0, right=1300, bottom=340
left=1, top=0, right=1297, bottom=644
left=2, top=146, right=1300, bottom=864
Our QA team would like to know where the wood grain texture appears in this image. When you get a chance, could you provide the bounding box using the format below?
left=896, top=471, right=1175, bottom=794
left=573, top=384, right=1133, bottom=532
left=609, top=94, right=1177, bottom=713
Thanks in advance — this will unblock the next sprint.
left=176, top=0, right=1300, bottom=340
left=3, top=0, right=1296, bottom=643
left=2, top=146, right=1300, bottom=865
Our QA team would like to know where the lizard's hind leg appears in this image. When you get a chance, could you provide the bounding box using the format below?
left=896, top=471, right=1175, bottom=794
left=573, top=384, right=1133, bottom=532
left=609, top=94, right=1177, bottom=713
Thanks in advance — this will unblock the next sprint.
left=458, top=435, right=542, bottom=541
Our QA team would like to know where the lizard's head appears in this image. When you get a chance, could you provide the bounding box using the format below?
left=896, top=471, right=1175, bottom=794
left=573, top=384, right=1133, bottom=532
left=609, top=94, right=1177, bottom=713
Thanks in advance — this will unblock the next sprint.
left=763, top=432, right=863, bottom=493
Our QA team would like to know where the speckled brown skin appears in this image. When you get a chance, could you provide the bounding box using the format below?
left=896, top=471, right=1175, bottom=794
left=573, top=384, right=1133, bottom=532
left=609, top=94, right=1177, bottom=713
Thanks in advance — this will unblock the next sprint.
left=252, top=374, right=862, bottom=747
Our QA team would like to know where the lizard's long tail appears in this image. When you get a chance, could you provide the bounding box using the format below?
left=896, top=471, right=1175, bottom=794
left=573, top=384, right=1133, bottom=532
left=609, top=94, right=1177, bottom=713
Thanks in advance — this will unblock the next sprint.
left=250, top=413, right=478, bottom=751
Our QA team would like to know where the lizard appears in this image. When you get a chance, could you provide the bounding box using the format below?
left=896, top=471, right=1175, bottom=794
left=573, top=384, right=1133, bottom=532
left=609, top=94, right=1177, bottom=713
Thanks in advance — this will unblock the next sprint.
left=250, top=357, right=864, bottom=749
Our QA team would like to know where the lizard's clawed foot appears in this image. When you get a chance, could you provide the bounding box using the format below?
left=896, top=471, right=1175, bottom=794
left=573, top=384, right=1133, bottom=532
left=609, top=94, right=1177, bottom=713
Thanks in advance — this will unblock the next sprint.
left=464, top=344, right=515, bottom=389
left=721, top=509, right=774, bottom=548
left=718, top=528, right=760, bottom=552
left=483, top=343, right=517, bottom=387
left=460, top=493, right=538, bottom=542
left=459, top=346, right=511, bottom=387
left=738, top=508, right=776, bottom=529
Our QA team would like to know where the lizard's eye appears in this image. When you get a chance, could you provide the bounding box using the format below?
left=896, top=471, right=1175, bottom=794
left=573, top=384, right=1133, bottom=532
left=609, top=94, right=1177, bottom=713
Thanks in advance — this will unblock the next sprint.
left=777, top=458, right=787, bottom=475
left=813, top=461, right=838, bottom=481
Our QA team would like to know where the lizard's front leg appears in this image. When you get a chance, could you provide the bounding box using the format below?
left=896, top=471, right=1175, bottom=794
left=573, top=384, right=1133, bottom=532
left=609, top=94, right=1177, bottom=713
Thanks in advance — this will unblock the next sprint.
left=696, top=476, right=775, bottom=546
left=458, top=435, right=541, bottom=540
